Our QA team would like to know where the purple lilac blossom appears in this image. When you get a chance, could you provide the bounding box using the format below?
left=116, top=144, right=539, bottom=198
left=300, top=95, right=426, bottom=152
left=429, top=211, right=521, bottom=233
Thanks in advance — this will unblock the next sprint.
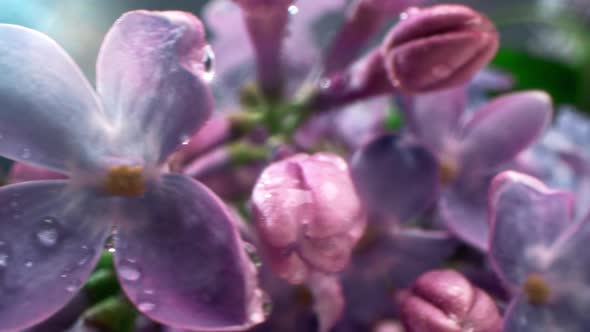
left=399, top=269, right=502, bottom=332
left=487, top=170, right=590, bottom=331
left=351, top=89, right=552, bottom=250
left=252, top=152, right=366, bottom=284
left=381, top=4, right=499, bottom=92
left=0, top=11, right=262, bottom=331
left=251, top=153, right=366, bottom=331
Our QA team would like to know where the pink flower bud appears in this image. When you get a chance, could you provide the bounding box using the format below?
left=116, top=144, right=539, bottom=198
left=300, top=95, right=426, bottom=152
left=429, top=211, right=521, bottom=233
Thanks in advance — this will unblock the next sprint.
left=382, top=5, right=498, bottom=93
left=252, top=153, right=367, bottom=284
left=400, top=270, right=501, bottom=332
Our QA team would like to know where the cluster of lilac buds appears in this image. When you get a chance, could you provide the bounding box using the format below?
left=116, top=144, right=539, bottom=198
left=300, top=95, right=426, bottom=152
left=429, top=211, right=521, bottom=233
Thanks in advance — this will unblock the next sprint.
left=1, top=0, right=588, bottom=331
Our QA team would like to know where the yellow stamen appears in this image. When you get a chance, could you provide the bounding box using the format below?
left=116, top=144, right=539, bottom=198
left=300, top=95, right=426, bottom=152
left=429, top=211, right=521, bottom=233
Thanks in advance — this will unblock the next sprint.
left=523, top=273, right=551, bottom=305
left=439, top=158, right=459, bottom=184
left=103, top=165, right=146, bottom=196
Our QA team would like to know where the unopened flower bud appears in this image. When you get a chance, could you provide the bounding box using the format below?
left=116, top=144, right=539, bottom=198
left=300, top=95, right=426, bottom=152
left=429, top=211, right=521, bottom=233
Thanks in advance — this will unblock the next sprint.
left=232, top=0, right=296, bottom=98
left=400, top=270, right=501, bottom=332
left=382, top=5, right=498, bottom=92
left=252, top=153, right=367, bottom=284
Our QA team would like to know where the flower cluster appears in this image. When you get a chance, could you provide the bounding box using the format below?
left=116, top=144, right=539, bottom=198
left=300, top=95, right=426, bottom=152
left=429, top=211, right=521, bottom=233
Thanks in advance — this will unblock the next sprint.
left=1, top=0, right=589, bottom=332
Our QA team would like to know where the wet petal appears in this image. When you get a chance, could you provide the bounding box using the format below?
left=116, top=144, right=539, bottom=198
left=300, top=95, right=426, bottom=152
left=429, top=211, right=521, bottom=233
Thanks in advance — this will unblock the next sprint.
left=350, top=134, right=439, bottom=222
left=439, top=176, right=490, bottom=251
left=114, top=174, right=261, bottom=330
left=8, top=162, right=67, bottom=184
left=459, top=91, right=552, bottom=173
left=96, top=11, right=214, bottom=165
left=0, top=25, right=109, bottom=173
left=503, top=296, right=590, bottom=332
left=0, top=181, right=112, bottom=331
left=403, top=87, right=466, bottom=153
left=488, top=171, right=574, bottom=288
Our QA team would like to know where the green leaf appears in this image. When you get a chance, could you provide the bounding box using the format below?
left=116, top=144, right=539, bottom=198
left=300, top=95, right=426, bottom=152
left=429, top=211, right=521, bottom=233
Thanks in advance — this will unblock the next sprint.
left=491, top=48, right=581, bottom=108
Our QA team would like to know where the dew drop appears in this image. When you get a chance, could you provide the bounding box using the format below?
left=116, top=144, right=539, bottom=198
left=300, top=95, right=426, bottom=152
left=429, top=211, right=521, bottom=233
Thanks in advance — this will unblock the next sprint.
left=35, top=217, right=61, bottom=248
left=65, top=279, right=81, bottom=292
left=119, top=264, right=142, bottom=281
left=181, top=134, right=191, bottom=145
left=25, top=261, right=33, bottom=268
left=0, top=253, right=8, bottom=268
left=202, top=45, right=216, bottom=82
left=21, top=148, right=31, bottom=159
left=143, top=289, right=155, bottom=295
left=319, top=78, right=332, bottom=89
left=138, top=302, right=156, bottom=312
left=432, top=65, right=451, bottom=79
left=104, top=231, right=117, bottom=253
left=288, top=4, right=299, bottom=15
left=244, top=242, right=262, bottom=268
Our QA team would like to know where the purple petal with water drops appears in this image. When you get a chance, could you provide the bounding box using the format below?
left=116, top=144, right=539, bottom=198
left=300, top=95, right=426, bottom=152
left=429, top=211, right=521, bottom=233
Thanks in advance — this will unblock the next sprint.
left=114, top=174, right=262, bottom=331
left=0, top=25, right=109, bottom=173
left=8, top=162, right=67, bottom=184
left=403, top=86, right=466, bottom=153
left=96, top=10, right=214, bottom=165
left=0, top=181, right=112, bottom=331
left=459, top=91, right=552, bottom=174
left=488, top=171, right=574, bottom=289
left=439, top=175, right=490, bottom=251
left=350, top=134, right=439, bottom=222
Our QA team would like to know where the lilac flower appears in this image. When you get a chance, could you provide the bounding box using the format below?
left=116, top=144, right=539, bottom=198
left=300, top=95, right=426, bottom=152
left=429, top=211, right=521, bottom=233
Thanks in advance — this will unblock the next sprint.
left=251, top=153, right=365, bottom=331
left=252, top=152, right=366, bottom=284
left=381, top=4, right=499, bottom=93
left=336, top=225, right=457, bottom=332
left=518, top=107, right=590, bottom=217
left=399, top=269, right=502, bottom=332
left=487, top=171, right=590, bottom=331
left=0, top=11, right=262, bottom=331
left=351, top=89, right=552, bottom=250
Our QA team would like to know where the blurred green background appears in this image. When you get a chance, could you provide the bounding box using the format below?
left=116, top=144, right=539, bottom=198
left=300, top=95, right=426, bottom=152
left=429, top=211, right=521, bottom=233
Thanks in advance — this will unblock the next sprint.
left=0, top=0, right=589, bottom=109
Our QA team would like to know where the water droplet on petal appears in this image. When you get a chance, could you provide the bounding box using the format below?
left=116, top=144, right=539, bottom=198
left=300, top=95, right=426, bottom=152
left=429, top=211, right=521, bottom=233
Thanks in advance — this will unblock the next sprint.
left=35, top=217, right=61, bottom=248
left=244, top=242, right=262, bottom=268
left=24, top=261, right=33, bottom=268
left=119, top=264, right=142, bottom=282
left=65, top=280, right=81, bottom=293
left=104, top=231, right=117, bottom=253
left=0, top=254, right=8, bottom=268
left=288, top=4, right=299, bottom=15
left=21, top=148, right=31, bottom=159
left=202, top=45, right=215, bottom=82
left=138, top=302, right=156, bottom=312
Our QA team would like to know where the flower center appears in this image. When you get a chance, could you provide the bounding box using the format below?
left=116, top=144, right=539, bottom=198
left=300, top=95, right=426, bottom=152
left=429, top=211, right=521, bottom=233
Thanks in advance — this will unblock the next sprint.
left=103, top=165, right=146, bottom=197
left=439, top=157, right=459, bottom=184
left=523, top=273, right=551, bottom=305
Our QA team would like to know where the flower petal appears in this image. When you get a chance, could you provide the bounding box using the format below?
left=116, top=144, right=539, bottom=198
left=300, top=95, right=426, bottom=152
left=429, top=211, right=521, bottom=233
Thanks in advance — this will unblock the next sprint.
left=8, top=162, right=67, bottom=184
left=350, top=134, right=439, bottom=222
left=503, top=296, right=590, bottom=332
left=114, top=174, right=261, bottom=331
left=459, top=91, right=552, bottom=173
left=96, top=11, right=214, bottom=165
left=0, top=180, right=112, bottom=331
left=439, top=176, right=491, bottom=251
left=488, top=171, right=574, bottom=288
left=402, top=86, right=466, bottom=153
left=0, top=25, right=108, bottom=173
